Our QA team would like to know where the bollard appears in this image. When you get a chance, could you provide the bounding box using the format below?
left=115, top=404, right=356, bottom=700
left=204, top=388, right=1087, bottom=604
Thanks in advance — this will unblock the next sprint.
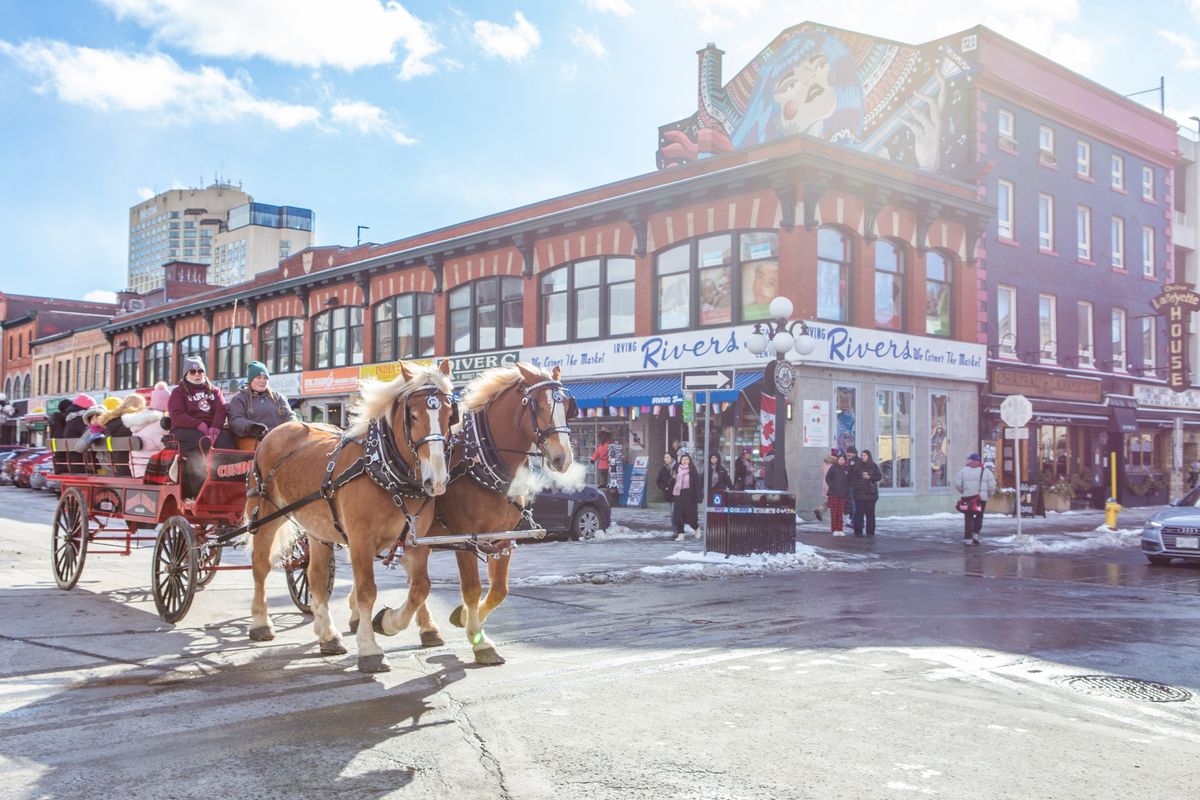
left=1105, top=497, right=1122, bottom=531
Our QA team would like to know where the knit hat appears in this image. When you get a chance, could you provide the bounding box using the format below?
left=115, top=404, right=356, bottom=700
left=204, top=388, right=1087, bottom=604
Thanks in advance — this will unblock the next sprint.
left=72, top=393, right=96, bottom=409
left=57, top=399, right=72, bottom=413
left=182, top=356, right=206, bottom=375
left=246, top=361, right=269, bottom=382
left=150, top=382, right=171, bottom=412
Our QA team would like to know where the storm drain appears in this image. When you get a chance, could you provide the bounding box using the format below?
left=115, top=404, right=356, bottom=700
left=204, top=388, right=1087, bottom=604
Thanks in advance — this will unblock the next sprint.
left=1058, top=675, right=1192, bottom=703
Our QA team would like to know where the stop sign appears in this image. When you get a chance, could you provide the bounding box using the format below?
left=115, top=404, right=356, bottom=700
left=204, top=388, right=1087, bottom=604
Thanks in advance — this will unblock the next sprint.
left=1000, top=394, right=1033, bottom=428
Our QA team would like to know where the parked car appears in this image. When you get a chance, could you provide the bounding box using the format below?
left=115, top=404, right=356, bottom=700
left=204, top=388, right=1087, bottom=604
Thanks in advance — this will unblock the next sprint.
left=1141, top=484, right=1200, bottom=565
left=0, top=449, right=34, bottom=485
left=16, top=451, right=55, bottom=488
left=525, top=458, right=612, bottom=540
left=4, top=449, right=48, bottom=486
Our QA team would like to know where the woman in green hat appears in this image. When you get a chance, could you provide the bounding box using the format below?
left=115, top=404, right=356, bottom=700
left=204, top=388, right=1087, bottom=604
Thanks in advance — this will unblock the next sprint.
left=227, top=361, right=296, bottom=446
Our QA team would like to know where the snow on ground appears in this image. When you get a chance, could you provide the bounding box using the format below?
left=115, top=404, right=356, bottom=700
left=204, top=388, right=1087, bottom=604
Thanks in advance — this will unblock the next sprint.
left=988, top=525, right=1142, bottom=554
left=590, top=524, right=675, bottom=541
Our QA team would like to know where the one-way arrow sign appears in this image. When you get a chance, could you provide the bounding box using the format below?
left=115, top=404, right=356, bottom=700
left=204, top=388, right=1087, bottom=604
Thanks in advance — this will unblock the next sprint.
left=682, top=370, right=734, bottom=391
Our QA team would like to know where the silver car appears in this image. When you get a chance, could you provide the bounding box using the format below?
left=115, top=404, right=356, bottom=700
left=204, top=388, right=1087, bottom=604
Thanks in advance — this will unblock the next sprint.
left=1142, top=486, right=1200, bottom=565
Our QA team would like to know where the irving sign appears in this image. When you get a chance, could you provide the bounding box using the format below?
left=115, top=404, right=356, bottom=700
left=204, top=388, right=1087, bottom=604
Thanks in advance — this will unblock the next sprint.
left=1151, top=283, right=1200, bottom=392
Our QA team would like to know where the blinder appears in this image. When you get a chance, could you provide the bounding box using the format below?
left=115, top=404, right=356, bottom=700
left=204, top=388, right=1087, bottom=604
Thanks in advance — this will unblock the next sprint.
left=520, top=379, right=576, bottom=443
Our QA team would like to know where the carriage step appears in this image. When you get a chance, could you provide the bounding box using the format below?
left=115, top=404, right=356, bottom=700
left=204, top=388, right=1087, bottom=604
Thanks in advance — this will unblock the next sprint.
left=408, top=529, right=547, bottom=547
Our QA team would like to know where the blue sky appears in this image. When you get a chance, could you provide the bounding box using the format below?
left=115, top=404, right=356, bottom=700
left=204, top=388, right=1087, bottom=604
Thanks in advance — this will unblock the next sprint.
left=1, top=0, right=1198, bottom=302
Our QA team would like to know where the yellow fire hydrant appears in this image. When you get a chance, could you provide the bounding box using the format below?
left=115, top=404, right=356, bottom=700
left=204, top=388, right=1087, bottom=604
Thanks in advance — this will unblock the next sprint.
left=1105, top=497, right=1122, bottom=531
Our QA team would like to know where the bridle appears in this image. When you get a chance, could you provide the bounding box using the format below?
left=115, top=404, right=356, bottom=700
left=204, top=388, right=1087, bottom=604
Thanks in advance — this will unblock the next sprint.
left=393, top=384, right=459, bottom=459
left=519, top=379, right=578, bottom=446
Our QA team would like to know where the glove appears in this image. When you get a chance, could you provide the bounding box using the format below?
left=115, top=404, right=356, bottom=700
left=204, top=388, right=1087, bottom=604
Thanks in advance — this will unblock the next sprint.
left=248, top=422, right=269, bottom=439
left=197, top=423, right=210, bottom=437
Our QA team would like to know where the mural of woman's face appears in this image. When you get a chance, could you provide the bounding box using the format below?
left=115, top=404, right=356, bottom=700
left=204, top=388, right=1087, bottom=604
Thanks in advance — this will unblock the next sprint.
left=751, top=262, right=779, bottom=305
left=774, top=52, right=836, bottom=135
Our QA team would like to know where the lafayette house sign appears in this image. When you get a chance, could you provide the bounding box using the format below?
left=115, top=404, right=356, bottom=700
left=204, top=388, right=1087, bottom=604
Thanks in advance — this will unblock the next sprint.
left=1151, top=283, right=1200, bottom=392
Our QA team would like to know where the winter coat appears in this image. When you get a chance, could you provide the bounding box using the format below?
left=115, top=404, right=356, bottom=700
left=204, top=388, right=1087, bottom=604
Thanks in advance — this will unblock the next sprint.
left=656, top=463, right=676, bottom=500
left=123, top=408, right=166, bottom=479
left=734, top=457, right=756, bottom=489
left=49, top=412, right=67, bottom=439
left=671, top=463, right=701, bottom=506
left=708, top=463, right=733, bottom=495
left=591, top=442, right=610, bottom=470
left=953, top=464, right=997, bottom=502
left=824, top=464, right=851, bottom=499
left=104, top=416, right=132, bottom=438
left=850, top=459, right=882, bottom=500
left=168, top=380, right=227, bottom=434
left=63, top=405, right=89, bottom=439
left=226, top=387, right=294, bottom=438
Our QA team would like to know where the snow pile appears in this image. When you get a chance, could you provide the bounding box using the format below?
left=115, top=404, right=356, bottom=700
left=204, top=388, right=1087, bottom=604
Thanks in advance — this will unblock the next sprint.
left=989, top=525, right=1142, bottom=554
left=589, top=524, right=675, bottom=541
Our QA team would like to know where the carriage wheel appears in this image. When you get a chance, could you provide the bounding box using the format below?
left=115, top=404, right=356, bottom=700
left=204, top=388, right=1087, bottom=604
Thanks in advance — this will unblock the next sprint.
left=152, top=515, right=198, bottom=623
left=284, top=537, right=312, bottom=615
left=196, top=537, right=222, bottom=587
left=52, top=488, right=89, bottom=590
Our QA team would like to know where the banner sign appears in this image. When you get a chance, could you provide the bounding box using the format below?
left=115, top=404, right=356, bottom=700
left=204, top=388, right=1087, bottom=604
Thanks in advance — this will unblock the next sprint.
left=301, top=367, right=361, bottom=397
left=437, top=351, right=519, bottom=382
left=1151, top=283, right=1200, bottom=392
left=760, top=394, right=776, bottom=456
left=801, top=399, right=830, bottom=448
left=626, top=456, right=649, bottom=508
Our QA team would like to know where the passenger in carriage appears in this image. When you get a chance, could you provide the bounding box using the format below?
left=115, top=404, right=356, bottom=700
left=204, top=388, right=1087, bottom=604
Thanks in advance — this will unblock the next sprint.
left=169, top=357, right=234, bottom=494
left=124, top=383, right=170, bottom=478
left=226, top=361, right=296, bottom=444
left=62, top=393, right=95, bottom=439
left=98, top=392, right=144, bottom=438
left=50, top=399, right=71, bottom=472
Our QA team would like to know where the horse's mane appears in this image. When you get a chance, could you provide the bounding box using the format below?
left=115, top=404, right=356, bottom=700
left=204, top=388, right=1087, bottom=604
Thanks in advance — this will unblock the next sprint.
left=346, top=363, right=453, bottom=437
left=461, top=363, right=550, bottom=413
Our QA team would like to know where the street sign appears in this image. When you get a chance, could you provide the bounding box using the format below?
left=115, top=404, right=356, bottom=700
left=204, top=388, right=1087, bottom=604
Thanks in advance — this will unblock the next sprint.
left=1004, top=427, right=1029, bottom=440
left=682, top=396, right=695, bottom=424
left=1000, top=394, right=1033, bottom=428
left=682, top=370, right=733, bottom=391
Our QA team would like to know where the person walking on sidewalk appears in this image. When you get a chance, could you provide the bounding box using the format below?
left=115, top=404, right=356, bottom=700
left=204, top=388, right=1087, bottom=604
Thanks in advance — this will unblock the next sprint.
left=670, top=453, right=701, bottom=541
left=824, top=452, right=851, bottom=535
left=850, top=449, right=882, bottom=536
left=953, top=452, right=996, bottom=545
left=656, top=451, right=677, bottom=503
left=707, top=453, right=733, bottom=502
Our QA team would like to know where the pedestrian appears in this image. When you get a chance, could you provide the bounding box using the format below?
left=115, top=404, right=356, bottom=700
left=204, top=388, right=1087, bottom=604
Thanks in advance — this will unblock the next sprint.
left=226, top=361, right=295, bottom=445
left=670, top=453, right=701, bottom=542
left=813, top=450, right=836, bottom=521
left=655, top=451, right=677, bottom=503
left=734, top=449, right=756, bottom=490
left=843, top=445, right=859, bottom=524
left=707, top=453, right=733, bottom=502
left=850, top=448, right=882, bottom=536
left=953, top=452, right=997, bottom=545
left=824, top=452, right=851, bottom=535
left=591, top=431, right=612, bottom=489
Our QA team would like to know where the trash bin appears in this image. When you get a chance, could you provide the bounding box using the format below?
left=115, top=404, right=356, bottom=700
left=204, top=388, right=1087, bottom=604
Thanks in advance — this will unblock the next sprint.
left=704, top=490, right=796, bottom=556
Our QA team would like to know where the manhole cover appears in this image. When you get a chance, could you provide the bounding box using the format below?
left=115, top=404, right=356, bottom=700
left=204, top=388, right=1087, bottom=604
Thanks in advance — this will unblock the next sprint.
left=1059, top=675, right=1192, bottom=703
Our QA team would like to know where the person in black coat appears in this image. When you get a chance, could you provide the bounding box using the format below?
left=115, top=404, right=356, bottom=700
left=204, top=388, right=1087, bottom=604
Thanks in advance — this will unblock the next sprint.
left=670, top=454, right=702, bottom=542
left=49, top=399, right=71, bottom=473
left=733, top=450, right=756, bottom=490
left=655, top=452, right=676, bottom=503
left=707, top=454, right=733, bottom=502
left=823, top=452, right=852, bottom=535
left=850, top=448, right=883, bottom=536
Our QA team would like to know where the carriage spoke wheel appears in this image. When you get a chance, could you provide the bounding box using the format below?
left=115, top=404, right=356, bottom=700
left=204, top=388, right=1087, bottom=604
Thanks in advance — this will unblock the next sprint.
left=195, top=534, right=222, bottom=587
left=285, top=537, right=312, bottom=615
left=152, top=515, right=198, bottom=623
left=52, top=488, right=89, bottom=590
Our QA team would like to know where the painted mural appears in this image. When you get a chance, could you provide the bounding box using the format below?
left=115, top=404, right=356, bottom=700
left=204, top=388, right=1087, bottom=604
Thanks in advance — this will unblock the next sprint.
left=656, top=24, right=977, bottom=177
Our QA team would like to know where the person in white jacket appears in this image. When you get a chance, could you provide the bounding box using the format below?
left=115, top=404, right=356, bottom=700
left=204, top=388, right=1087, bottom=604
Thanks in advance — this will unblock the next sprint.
left=953, top=452, right=997, bottom=545
left=123, top=383, right=171, bottom=478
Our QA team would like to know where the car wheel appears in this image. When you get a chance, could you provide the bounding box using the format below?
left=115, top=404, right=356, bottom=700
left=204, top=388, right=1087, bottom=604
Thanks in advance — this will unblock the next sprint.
left=1147, top=555, right=1173, bottom=566
left=571, top=505, right=603, bottom=541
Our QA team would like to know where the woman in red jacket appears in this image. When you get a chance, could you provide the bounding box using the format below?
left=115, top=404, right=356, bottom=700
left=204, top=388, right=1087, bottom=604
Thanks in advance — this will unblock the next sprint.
left=591, top=431, right=612, bottom=488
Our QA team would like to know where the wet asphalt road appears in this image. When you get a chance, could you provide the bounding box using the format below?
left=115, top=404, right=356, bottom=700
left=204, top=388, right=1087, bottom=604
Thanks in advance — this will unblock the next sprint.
left=1, top=487, right=1199, bottom=799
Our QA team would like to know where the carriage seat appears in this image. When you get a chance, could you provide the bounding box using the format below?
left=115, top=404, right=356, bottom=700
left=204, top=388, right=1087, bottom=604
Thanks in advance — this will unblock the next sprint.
left=50, top=436, right=144, bottom=477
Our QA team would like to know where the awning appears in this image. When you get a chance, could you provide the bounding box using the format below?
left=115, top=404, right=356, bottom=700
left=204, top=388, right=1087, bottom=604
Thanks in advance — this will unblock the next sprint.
left=606, top=376, right=686, bottom=408
left=564, top=377, right=634, bottom=409
left=1111, top=406, right=1139, bottom=434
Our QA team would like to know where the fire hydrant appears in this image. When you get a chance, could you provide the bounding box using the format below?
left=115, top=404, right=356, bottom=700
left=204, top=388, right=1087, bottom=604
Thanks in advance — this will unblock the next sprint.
left=1105, top=497, right=1122, bottom=531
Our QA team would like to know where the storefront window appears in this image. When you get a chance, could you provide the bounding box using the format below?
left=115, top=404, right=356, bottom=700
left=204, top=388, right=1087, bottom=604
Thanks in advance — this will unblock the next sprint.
left=654, top=231, right=779, bottom=330
left=144, top=342, right=171, bottom=386
left=311, top=307, right=364, bottom=369
left=817, top=227, right=850, bottom=322
left=541, top=257, right=636, bottom=343
left=930, top=393, right=948, bottom=487
left=1125, top=432, right=1159, bottom=471
left=449, top=277, right=523, bottom=354
left=925, top=251, right=952, bottom=337
left=874, top=240, right=903, bottom=330
left=1037, top=424, right=1069, bottom=478
left=260, top=318, right=304, bottom=374
left=876, top=389, right=912, bottom=489
left=215, top=327, right=251, bottom=381
left=835, top=385, right=857, bottom=452
left=374, top=293, right=435, bottom=361
left=177, top=335, right=209, bottom=381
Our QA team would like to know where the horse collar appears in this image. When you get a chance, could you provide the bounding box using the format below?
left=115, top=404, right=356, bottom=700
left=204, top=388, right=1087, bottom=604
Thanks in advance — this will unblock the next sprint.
left=365, top=417, right=425, bottom=500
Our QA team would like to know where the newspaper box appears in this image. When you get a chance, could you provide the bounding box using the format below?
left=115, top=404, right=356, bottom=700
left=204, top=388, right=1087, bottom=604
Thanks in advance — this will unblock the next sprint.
left=705, top=490, right=796, bottom=556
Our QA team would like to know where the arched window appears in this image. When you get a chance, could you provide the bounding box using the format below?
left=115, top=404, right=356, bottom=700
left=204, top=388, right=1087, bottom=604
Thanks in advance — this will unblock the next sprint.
left=260, top=318, right=304, bottom=374
left=3, top=377, right=10, bottom=399
left=817, top=227, right=850, bottom=323
left=311, top=307, right=364, bottom=369
left=215, top=327, right=252, bottom=381
left=653, top=231, right=780, bottom=331
left=374, top=293, right=435, bottom=361
left=873, top=240, right=904, bottom=330
left=22, top=373, right=30, bottom=399
left=144, top=342, right=171, bottom=386
left=925, top=251, right=953, bottom=337
left=541, top=257, right=636, bottom=343
left=448, top=277, right=523, bottom=354
left=176, top=335, right=210, bottom=381
left=115, top=348, right=140, bottom=391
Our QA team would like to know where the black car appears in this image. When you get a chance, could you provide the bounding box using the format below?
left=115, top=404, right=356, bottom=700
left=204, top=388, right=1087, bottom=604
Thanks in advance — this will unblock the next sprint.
left=526, top=459, right=612, bottom=540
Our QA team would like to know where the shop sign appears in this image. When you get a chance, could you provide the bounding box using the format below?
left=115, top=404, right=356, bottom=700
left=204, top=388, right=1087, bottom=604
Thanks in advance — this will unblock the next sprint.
left=682, top=396, right=695, bottom=424
left=359, top=360, right=434, bottom=383
left=301, top=367, right=361, bottom=397
left=436, top=351, right=518, bottom=381
left=1151, top=283, right=1200, bottom=392
left=270, top=372, right=302, bottom=399
left=801, top=399, right=829, bottom=448
left=990, top=368, right=1103, bottom=402
left=1134, top=384, right=1200, bottom=410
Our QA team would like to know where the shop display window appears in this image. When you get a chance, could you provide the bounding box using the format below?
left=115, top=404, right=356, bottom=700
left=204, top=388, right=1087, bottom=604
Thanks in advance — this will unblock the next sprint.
left=835, top=385, right=857, bottom=452
left=930, top=393, right=948, bottom=488
left=876, top=388, right=913, bottom=489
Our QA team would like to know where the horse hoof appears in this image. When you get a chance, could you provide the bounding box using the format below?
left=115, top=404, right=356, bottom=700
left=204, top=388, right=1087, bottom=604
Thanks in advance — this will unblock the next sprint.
left=420, top=630, right=445, bottom=647
left=348, top=618, right=359, bottom=634
left=320, top=638, right=347, bottom=656
left=449, top=605, right=465, bottom=628
left=249, top=626, right=275, bottom=641
left=372, top=609, right=392, bottom=636
left=358, top=654, right=391, bottom=673
left=474, top=647, right=506, bottom=666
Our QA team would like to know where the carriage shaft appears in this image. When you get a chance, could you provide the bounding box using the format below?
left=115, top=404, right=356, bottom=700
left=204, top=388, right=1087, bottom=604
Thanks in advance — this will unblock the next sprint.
left=408, top=529, right=546, bottom=547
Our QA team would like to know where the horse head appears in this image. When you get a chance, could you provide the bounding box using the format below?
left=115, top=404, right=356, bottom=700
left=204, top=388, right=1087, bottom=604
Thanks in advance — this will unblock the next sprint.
left=516, top=363, right=576, bottom=473
left=389, top=360, right=456, bottom=496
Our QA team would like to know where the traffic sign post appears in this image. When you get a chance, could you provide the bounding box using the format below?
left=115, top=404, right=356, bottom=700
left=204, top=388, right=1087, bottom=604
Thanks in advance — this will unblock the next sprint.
left=1000, top=395, right=1032, bottom=538
left=682, top=370, right=734, bottom=392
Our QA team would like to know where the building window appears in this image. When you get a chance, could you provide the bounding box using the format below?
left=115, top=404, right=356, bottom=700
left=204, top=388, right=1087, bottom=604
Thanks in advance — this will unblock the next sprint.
left=1076, top=140, right=1091, bottom=177
left=930, top=393, right=949, bottom=489
left=1142, top=225, right=1155, bottom=277
left=1112, top=308, right=1126, bottom=371
left=1038, top=424, right=1070, bottom=479
left=924, top=250, right=952, bottom=337
left=76, top=357, right=83, bottom=391
left=215, top=327, right=252, bottom=381
left=817, top=227, right=850, bottom=323
left=1142, top=166, right=1154, bottom=201
left=374, top=293, right=435, bottom=361
left=144, top=342, right=171, bottom=386
left=1077, top=302, right=1094, bottom=367
left=1038, top=125, right=1055, bottom=162
left=176, top=335, right=210, bottom=381
left=835, top=385, right=857, bottom=452
left=259, top=317, right=304, bottom=375
left=1142, top=317, right=1156, bottom=371
left=653, top=232, right=779, bottom=330
left=1038, top=294, right=1057, bottom=362
left=1076, top=206, right=1091, bottom=260
left=1126, top=432, right=1159, bottom=471
left=1111, top=155, right=1124, bottom=190
left=875, top=389, right=913, bottom=490
left=21, top=373, right=29, bottom=398
left=873, top=240, right=904, bottom=330
left=115, top=348, right=139, bottom=391
left=542, top=256, right=636, bottom=343
left=998, top=108, right=1015, bottom=144
left=311, top=307, right=364, bottom=369
left=997, top=180, right=1014, bottom=239
left=449, top=277, right=523, bottom=354
left=1038, top=193, right=1054, bottom=251
left=1111, top=217, right=1124, bottom=269
left=997, top=285, right=1017, bottom=356
left=93, top=354, right=102, bottom=388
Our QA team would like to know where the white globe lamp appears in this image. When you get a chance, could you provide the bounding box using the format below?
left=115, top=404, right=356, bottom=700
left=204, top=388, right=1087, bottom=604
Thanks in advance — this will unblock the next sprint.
left=747, top=331, right=769, bottom=356
left=768, top=296, right=794, bottom=321
left=794, top=330, right=816, bottom=355
left=771, top=330, right=794, bottom=355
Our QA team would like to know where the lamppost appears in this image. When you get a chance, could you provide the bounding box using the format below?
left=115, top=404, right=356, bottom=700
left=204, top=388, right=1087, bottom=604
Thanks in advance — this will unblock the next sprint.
left=746, top=297, right=815, bottom=490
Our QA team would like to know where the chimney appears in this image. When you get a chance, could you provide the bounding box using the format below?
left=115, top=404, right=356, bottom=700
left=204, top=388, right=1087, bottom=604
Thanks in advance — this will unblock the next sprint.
left=697, top=42, right=725, bottom=108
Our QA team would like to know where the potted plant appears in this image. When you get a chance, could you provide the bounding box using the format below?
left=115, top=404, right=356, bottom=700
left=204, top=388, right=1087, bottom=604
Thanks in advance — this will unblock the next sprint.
left=989, top=485, right=1016, bottom=514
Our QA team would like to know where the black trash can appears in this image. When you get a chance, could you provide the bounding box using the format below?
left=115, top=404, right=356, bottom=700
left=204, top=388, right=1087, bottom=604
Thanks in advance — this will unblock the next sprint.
left=705, top=490, right=797, bottom=556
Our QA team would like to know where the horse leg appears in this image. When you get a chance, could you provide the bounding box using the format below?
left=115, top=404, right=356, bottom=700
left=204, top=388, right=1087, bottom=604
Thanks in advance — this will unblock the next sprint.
left=479, top=549, right=511, bottom=625
left=451, top=550, right=503, bottom=665
left=248, top=515, right=282, bottom=641
left=308, top=539, right=346, bottom=656
left=346, top=551, right=360, bottom=634
left=371, top=546, right=439, bottom=644
left=348, top=536, right=390, bottom=673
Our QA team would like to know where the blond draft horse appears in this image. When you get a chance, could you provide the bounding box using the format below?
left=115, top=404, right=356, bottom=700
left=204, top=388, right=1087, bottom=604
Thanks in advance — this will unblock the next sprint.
left=372, top=363, right=576, bottom=665
left=245, top=361, right=455, bottom=673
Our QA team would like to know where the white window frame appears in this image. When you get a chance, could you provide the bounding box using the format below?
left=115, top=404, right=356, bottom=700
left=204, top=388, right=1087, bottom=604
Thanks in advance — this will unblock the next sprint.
left=1076, top=205, right=1091, bottom=260
left=1077, top=301, right=1094, bottom=367
left=1142, top=166, right=1154, bottom=201
left=1076, top=140, right=1091, bottom=177
left=997, top=284, right=1017, bottom=357
left=1038, top=125, right=1055, bottom=162
left=998, top=109, right=1015, bottom=145
left=1038, top=294, right=1057, bottom=362
left=1038, top=193, right=1054, bottom=251
left=997, top=179, right=1014, bottom=240
left=1111, top=217, right=1125, bottom=269
left=1112, top=308, right=1127, bottom=372
left=1142, top=225, right=1155, bottom=277
left=1142, top=317, right=1156, bottom=370
left=1111, top=155, right=1124, bottom=190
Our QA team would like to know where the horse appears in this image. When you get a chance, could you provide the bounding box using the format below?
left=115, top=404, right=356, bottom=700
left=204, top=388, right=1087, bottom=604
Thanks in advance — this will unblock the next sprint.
left=370, top=362, right=577, bottom=665
left=244, top=360, right=456, bottom=673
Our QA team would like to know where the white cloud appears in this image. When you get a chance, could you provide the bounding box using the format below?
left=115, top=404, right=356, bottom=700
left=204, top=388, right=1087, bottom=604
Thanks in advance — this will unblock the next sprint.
left=569, top=26, right=608, bottom=59
left=472, top=11, right=540, bottom=62
left=0, top=39, right=321, bottom=129
left=83, top=290, right=118, bottom=303
left=583, top=0, right=634, bottom=15
left=674, top=0, right=761, bottom=32
left=330, top=100, right=416, bottom=145
left=1160, top=30, right=1200, bottom=71
left=136, top=186, right=154, bottom=200
left=98, top=0, right=440, bottom=79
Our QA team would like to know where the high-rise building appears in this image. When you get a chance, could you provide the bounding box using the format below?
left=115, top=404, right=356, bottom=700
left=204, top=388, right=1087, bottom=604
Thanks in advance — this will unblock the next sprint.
left=210, top=203, right=315, bottom=286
